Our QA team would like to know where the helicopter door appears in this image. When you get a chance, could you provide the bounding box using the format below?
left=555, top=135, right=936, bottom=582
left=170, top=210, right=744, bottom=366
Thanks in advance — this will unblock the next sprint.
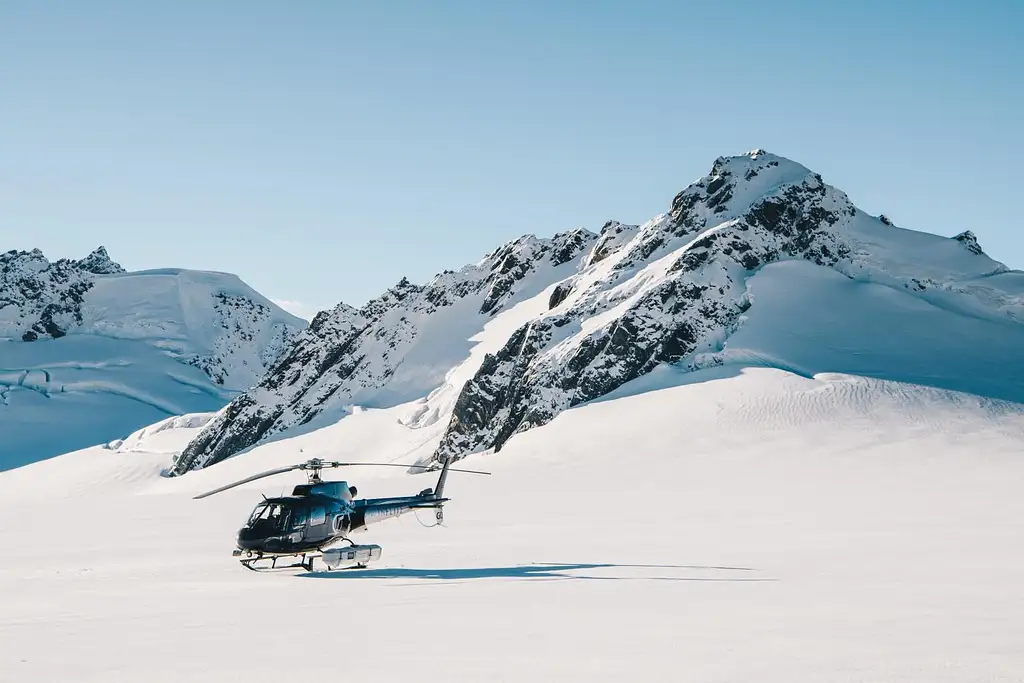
left=307, top=505, right=329, bottom=542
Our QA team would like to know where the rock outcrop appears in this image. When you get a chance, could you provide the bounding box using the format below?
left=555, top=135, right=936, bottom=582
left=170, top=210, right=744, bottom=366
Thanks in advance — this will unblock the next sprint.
left=171, top=229, right=596, bottom=473
left=0, top=247, right=125, bottom=342
left=432, top=151, right=856, bottom=462
left=1, top=247, right=304, bottom=389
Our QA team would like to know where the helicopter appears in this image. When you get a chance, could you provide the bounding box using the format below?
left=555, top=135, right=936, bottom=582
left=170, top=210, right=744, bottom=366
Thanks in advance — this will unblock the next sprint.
left=192, top=455, right=489, bottom=572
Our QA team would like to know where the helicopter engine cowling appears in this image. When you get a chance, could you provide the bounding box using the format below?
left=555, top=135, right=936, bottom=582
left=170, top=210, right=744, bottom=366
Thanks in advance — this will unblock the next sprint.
left=294, top=481, right=355, bottom=502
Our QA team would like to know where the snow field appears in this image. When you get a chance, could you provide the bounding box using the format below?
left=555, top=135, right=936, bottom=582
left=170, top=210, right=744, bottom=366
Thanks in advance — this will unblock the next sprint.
left=1, top=367, right=1022, bottom=682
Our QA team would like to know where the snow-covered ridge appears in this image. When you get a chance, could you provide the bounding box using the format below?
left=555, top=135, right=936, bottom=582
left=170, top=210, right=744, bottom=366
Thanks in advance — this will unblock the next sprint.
left=172, top=228, right=596, bottom=472
left=174, top=149, right=1024, bottom=473
left=81, top=267, right=305, bottom=390
left=1, top=246, right=124, bottom=341
left=0, top=247, right=306, bottom=470
left=432, top=150, right=1022, bottom=463
left=1, top=248, right=305, bottom=390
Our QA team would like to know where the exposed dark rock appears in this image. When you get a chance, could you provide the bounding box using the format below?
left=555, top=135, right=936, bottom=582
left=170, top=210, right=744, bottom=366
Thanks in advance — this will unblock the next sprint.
left=480, top=230, right=594, bottom=315
left=2, top=247, right=302, bottom=394
left=953, top=230, right=984, bottom=255
left=432, top=152, right=857, bottom=463
left=75, top=246, right=125, bottom=275
left=548, top=282, right=572, bottom=309
left=173, top=229, right=598, bottom=473
left=0, top=249, right=103, bottom=341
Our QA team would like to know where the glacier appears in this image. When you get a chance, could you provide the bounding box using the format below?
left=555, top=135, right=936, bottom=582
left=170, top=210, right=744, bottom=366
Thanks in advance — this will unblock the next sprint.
left=0, top=248, right=305, bottom=469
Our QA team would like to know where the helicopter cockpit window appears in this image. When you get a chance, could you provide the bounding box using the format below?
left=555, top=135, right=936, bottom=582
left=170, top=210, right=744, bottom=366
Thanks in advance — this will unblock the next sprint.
left=310, top=507, right=326, bottom=526
left=248, top=503, right=270, bottom=526
left=292, top=509, right=307, bottom=528
left=247, top=503, right=291, bottom=530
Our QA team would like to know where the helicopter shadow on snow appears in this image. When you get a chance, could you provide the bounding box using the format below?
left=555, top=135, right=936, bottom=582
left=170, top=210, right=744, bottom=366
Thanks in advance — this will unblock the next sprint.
left=297, top=562, right=775, bottom=584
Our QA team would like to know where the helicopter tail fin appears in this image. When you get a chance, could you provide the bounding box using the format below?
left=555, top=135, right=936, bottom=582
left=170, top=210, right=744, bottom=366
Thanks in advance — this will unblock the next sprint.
left=433, top=454, right=452, bottom=500
left=431, top=454, right=455, bottom=525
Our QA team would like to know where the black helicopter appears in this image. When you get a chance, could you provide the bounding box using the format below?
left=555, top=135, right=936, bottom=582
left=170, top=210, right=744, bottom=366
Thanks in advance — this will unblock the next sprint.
left=192, top=456, right=489, bottom=571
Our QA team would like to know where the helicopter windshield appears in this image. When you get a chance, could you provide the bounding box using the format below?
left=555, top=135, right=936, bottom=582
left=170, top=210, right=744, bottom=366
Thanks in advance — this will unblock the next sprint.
left=246, top=502, right=291, bottom=531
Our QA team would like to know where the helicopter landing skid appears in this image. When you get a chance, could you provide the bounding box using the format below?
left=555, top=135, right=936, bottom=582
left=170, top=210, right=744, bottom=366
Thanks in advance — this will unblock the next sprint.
left=234, top=549, right=319, bottom=572
left=232, top=540, right=382, bottom=573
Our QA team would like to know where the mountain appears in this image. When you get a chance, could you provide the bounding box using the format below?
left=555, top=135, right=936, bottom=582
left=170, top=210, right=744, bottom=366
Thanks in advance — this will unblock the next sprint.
left=0, top=247, right=305, bottom=469
left=172, top=229, right=596, bottom=471
left=172, top=149, right=1024, bottom=474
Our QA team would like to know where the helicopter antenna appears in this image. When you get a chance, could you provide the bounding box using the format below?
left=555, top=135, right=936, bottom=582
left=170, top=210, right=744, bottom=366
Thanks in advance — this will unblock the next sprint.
left=192, top=458, right=489, bottom=500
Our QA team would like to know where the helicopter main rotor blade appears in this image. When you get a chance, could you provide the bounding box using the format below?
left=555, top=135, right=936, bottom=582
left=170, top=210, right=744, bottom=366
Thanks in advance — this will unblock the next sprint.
left=192, top=464, right=302, bottom=499
left=190, top=458, right=490, bottom=500
left=321, top=461, right=491, bottom=475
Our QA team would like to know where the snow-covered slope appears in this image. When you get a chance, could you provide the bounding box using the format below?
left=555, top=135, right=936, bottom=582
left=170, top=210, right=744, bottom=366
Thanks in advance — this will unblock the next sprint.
left=0, top=248, right=304, bottom=469
left=175, top=149, right=1024, bottom=474
left=431, top=151, right=1023, bottom=464
left=173, top=229, right=596, bottom=472
left=2, top=368, right=1023, bottom=682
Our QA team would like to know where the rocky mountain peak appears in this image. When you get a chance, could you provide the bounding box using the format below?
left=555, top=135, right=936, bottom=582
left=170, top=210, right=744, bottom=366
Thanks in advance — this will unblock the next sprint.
left=75, top=246, right=125, bottom=275
left=175, top=148, right=1015, bottom=475
left=308, top=301, right=362, bottom=336
left=427, top=154, right=881, bottom=464
left=2, top=247, right=303, bottom=391
left=172, top=226, right=598, bottom=473
left=1, top=248, right=98, bottom=341
left=952, top=230, right=984, bottom=255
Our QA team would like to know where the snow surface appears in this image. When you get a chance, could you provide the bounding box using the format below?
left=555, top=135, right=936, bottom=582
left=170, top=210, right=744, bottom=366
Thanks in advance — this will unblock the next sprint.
left=1, top=367, right=1023, bottom=682
left=0, top=337, right=227, bottom=471
left=0, top=262, right=304, bottom=470
left=80, top=268, right=304, bottom=387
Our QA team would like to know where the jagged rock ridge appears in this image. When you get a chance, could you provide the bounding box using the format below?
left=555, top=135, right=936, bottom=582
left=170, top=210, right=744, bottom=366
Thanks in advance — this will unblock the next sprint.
left=175, top=149, right=1019, bottom=473
left=1, top=247, right=126, bottom=341
left=433, top=151, right=858, bottom=461
left=1, top=248, right=305, bottom=390
left=172, top=229, right=596, bottom=472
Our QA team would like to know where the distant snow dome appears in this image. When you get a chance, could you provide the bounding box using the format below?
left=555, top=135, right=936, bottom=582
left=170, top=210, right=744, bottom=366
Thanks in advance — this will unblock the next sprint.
left=0, top=247, right=306, bottom=470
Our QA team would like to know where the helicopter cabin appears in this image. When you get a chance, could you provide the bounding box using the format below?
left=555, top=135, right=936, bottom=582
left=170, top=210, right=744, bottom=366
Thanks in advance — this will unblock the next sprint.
left=241, top=496, right=342, bottom=546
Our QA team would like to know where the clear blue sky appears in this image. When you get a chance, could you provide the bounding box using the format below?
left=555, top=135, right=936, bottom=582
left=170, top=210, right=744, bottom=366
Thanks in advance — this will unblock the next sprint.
left=2, top=1, right=1021, bottom=316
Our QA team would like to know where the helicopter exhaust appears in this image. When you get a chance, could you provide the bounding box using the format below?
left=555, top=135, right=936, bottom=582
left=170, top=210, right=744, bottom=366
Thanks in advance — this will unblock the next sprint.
left=322, top=544, right=382, bottom=570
